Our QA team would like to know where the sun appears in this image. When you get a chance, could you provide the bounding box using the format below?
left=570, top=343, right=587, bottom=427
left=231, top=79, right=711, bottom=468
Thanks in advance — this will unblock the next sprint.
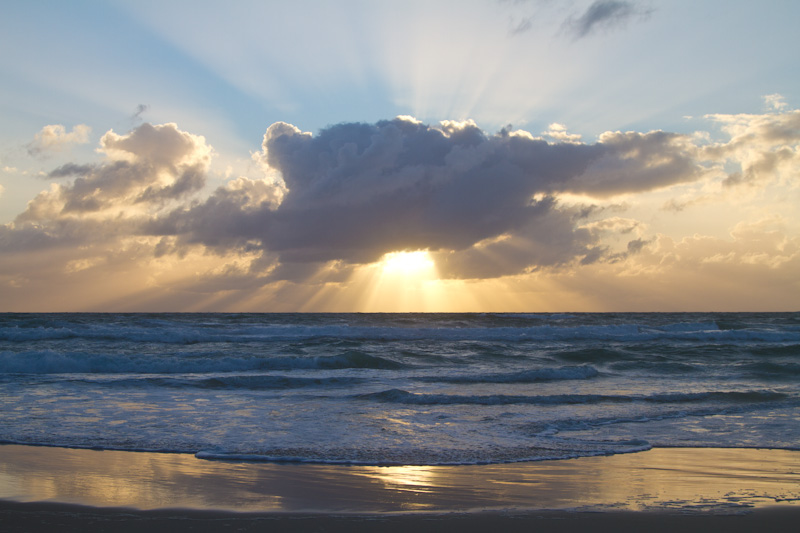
left=341, top=250, right=442, bottom=311
left=380, top=250, right=435, bottom=275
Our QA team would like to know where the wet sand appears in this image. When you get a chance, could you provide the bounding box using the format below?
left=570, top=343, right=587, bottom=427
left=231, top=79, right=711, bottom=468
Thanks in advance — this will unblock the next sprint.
left=2, top=500, right=800, bottom=533
left=1, top=445, right=798, bottom=531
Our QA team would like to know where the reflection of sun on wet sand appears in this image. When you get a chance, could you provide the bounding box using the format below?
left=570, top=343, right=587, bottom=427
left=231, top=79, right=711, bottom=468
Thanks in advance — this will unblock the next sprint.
left=1, top=444, right=798, bottom=531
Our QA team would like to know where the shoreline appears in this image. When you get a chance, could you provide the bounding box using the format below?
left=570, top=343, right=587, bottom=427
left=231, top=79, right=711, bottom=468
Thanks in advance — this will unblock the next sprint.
left=1, top=444, right=798, bottom=513
left=2, top=445, right=799, bottom=531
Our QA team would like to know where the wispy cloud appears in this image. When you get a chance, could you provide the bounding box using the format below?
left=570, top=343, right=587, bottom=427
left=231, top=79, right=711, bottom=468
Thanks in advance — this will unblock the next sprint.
left=132, top=104, right=150, bottom=124
left=563, top=1, right=652, bottom=39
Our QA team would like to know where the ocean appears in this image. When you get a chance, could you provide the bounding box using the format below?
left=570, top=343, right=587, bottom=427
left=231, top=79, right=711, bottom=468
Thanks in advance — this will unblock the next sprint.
left=1, top=312, right=798, bottom=466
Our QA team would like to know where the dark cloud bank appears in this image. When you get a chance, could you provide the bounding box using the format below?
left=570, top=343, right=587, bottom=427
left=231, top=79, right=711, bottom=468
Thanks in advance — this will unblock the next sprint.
left=141, top=117, right=701, bottom=281
left=3, top=117, right=706, bottom=283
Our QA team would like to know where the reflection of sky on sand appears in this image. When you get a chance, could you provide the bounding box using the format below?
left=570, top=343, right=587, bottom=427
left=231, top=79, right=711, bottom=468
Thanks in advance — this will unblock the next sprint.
left=601, top=448, right=800, bottom=511
left=0, top=446, right=798, bottom=512
left=0, top=446, right=283, bottom=511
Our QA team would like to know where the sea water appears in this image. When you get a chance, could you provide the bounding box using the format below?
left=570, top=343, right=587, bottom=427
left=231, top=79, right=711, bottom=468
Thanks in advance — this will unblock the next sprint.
left=1, top=313, right=798, bottom=465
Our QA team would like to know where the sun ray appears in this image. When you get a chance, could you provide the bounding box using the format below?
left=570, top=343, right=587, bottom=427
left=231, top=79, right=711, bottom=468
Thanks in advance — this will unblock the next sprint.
left=346, top=250, right=439, bottom=312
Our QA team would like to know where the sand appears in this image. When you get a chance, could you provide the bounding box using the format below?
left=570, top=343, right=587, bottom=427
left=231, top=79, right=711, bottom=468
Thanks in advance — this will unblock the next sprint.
left=1, top=445, right=798, bottom=531
left=3, top=501, right=800, bottom=533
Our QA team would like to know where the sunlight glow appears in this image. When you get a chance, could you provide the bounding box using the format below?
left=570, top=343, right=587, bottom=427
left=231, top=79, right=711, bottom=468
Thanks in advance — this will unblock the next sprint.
left=380, top=250, right=435, bottom=275
left=346, top=250, right=442, bottom=312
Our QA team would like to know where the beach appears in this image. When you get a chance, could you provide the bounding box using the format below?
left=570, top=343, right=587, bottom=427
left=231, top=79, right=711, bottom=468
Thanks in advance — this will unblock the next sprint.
left=1, top=444, right=799, bottom=531
left=3, top=313, right=799, bottom=530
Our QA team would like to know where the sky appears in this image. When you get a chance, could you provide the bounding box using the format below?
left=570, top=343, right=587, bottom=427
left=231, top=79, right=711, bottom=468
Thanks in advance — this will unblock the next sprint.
left=1, top=0, right=799, bottom=312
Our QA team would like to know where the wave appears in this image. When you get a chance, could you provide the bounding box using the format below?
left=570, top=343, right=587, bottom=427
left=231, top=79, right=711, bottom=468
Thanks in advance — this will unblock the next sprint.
left=193, top=451, right=390, bottom=466
left=739, top=361, right=800, bottom=379
left=4, top=319, right=800, bottom=345
left=0, top=439, right=654, bottom=466
left=486, top=313, right=577, bottom=320
left=420, top=365, right=598, bottom=383
left=106, top=375, right=366, bottom=390
left=553, top=347, right=634, bottom=362
left=608, top=361, right=703, bottom=374
left=0, top=349, right=405, bottom=374
left=193, top=443, right=653, bottom=466
left=751, top=344, right=800, bottom=357
left=357, top=388, right=789, bottom=406
left=606, top=358, right=800, bottom=378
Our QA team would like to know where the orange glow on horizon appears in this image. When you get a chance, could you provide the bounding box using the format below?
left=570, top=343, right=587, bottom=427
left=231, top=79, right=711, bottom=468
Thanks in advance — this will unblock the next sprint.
left=355, top=250, right=441, bottom=311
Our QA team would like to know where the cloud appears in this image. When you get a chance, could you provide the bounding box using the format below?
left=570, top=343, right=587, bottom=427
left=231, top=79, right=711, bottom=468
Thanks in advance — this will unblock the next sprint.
left=531, top=226, right=800, bottom=312
left=6, top=122, right=213, bottom=264
left=764, top=94, right=788, bottom=112
left=27, top=124, right=91, bottom=156
left=504, top=0, right=652, bottom=39
left=543, top=123, right=582, bottom=143
left=564, top=1, right=652, bottom=40
left=17, top=123, right=211, bottom=222
left=701, top=105, right=800, bottom=187
left=573, top=130, right=703, bottom=196
left=133, top=104, right=150, bottom=122
left=3, top=101, right=799, bottom=310
left=597, top=219, right=800, bottom=308
left=100, top=122, right=211, bottom=168
left=258, top=118, right=700, bottom=266
left=431, top=201, right=599, bottom=279
left=508, top=16, right=533, bottom=35
left=144, top=116, right=706, bottom=282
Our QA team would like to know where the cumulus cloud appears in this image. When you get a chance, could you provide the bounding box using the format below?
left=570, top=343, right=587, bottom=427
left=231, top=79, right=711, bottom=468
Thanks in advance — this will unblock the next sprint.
left=27, top=124, right=91, bottom=156
left=147, top=116, right=705, bottom=281
left=701, top=106, right=800, bottom=187
left=564, top=1, right=652, bottom=40
left=17, top=123, right=211, bottom=222
left=543, top=123, right=582, bottom=143
left=431, top=201, right=599, bottom=279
